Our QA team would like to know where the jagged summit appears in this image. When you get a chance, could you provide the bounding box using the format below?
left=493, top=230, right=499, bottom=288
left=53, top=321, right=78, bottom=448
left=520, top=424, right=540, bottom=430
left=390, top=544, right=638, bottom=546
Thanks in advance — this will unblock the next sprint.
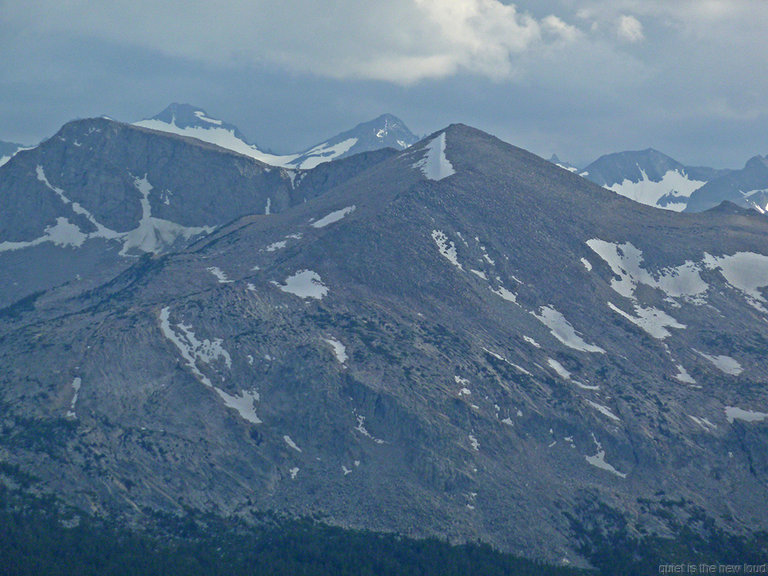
left=134, top=104, right=418, bottom=170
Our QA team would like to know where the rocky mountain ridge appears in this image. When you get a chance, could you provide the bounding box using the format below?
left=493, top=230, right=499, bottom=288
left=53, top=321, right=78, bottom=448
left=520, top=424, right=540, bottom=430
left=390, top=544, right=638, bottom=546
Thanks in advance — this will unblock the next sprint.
left=135, top=103, right=418, bottom=169
left=0, top=116, right=397, bottom=307
left=2, top=123, right=768, bottom=566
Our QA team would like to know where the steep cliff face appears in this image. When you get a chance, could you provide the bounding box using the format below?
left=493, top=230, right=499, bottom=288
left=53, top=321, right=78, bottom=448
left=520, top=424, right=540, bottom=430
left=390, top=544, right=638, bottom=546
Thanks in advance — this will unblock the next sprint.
left=0, top=117, right=395, bottom=307
left=1, top=124, right=768, bottom=565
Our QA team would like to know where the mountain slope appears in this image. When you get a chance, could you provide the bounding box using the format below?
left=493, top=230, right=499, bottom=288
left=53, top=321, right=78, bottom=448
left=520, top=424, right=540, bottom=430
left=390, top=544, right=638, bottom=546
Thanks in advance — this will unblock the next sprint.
left=2, top=125, right=768, bottom=566
left=581, top=148, right=727, bottom=211
left=135, top=104, right=417, bottom=169
left=0, top=116, right=395, bottom=307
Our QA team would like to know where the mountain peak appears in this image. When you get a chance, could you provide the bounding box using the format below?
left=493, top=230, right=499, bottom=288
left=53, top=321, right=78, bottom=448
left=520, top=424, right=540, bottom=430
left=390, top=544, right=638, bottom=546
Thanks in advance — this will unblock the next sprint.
left=140, top=103, right=250, bottom=141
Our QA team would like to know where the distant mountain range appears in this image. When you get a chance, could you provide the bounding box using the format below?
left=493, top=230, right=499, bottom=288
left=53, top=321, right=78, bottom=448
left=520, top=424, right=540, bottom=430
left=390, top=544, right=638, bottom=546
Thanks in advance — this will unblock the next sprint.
left=2, top=113, right=768, bottom=569
left=0, top=139, right=28, bottom=167
left=134, top=103, right=418, bottom=169
left=553, top=148, right=768, bottom=215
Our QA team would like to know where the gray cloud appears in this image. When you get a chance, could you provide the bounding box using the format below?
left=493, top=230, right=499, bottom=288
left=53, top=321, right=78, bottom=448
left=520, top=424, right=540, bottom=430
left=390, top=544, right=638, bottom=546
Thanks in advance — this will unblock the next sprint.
left=1, top=0, right=580, bottom=83
left=1, top=0, right=767, bottom=168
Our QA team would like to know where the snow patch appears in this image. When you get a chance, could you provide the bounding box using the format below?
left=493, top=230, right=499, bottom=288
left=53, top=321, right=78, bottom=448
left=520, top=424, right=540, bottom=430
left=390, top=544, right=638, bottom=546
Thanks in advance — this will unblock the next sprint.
left=135, top=118, right=300, bottom=167
left=324, top=338, right=348, bottom=364
left=215, top=389, right=262, bottom=424
left=585, top=435, right=627, bottom=478
left=491, top=286, right=517, bottom=303
left=274, top=270, right=328, bottom=300
left=481, top=347, right=531, bottom=375
left=0, top=217, right=89, bottom=252
left=581, top=258, right=593, bottom=271
left=586, top=400, right=621, bottom=422
left=533, top=306, right=605, bottom=353
left=353, top=413, right=385, bottom=444
left=193, top=110, right=222, bottom=125
left=547, top=358, right=571, bottom=380
left=606, top=168, right=705, bottom=211
left=289, top=467, right=299, bottom=479
left=207, top=266, right=233, bottom=284
left=586, top=239, right=708, bottom=304
left=414, top=132, right=455, bottom=181
left=120, top=175, right=213, bottom=256
left=283, top=435, right=302, bottom=452
left=159, top=307, right=260, bottom=424
left=469, top=434, right=480, bottom=451
left=66, top=377, right=82, bottom=418
left=674, top=364, right=696, bottom=384
left=523, top=336, right=540, bottom=348
left=1, top=166, right=131, bottom=252
left=295, top=138, right=358, bottom=170
left=311, top=206, right=356, bottom=228
left=431, top=230, right=463, bottom=270
left=725, top=406, right=768, bottom=424
left=607, top=302, right=685, bottom=340
left=689, top=415, right=717, bottom=431
left=694, top=350, right=743, bottom=376
left=703, top=252, right=768, bottom=313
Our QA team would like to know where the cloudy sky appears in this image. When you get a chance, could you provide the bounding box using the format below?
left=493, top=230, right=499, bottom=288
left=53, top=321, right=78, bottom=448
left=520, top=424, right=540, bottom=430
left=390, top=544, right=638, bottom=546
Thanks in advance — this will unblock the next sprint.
left=1, top=0, right=766, bottom=168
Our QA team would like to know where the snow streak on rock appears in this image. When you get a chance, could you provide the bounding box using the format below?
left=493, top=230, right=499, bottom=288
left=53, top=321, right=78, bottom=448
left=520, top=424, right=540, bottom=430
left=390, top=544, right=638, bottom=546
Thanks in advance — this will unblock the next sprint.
left=120, top=175, right=214, bottom=256
left=431, top=230, right=463, bottom=270
left=324, top=337, right=348, bottom=364
left=414, top=133, right=455, bottom=181
left=312, top=206, right=356, bottom=228
left=159, top=307, right=261, bottom=424
left=532, top=306, right=605, bottom=353
left=607, top=302, right=685, bottom=340
left=66, top=377, right=82, bottom=419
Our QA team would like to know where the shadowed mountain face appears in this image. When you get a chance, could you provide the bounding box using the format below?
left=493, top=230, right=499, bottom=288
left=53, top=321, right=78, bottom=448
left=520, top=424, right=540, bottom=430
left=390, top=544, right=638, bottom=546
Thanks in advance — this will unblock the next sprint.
left=581, top=148, right=728, bottom=212
left=685, top=155, right=768, bottom=214
left=0, top=117, right=396, bottom=307
left=2, top=124, right=768, bottom=565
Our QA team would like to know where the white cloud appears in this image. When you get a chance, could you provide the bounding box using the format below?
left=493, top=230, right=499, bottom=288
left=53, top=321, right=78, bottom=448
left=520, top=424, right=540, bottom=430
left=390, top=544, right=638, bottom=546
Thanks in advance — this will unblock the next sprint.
left=617, top=15, right=644, bottom=43
left=0, top=0, right=580, bottom=84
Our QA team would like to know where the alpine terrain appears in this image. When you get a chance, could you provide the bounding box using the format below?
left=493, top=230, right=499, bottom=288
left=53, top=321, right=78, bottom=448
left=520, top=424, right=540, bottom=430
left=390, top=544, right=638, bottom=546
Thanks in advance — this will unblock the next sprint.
left=135, top=103, right=419, bottom=169
left=0, top=115, right=400, bottom=307
left=580, top=148, right=727, bottom=212
left=685, top=154, right=768, bottom=214
left=1, top=121, right=768, bottom=569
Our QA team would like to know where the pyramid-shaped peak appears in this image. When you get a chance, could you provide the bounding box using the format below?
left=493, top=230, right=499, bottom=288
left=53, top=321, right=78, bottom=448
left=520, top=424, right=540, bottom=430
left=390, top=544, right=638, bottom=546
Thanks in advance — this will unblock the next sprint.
left=335, top=113, right=418, bottom=151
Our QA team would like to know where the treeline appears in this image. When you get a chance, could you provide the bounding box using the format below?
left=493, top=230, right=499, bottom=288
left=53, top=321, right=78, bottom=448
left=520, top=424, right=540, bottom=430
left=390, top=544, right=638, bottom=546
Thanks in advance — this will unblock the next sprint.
left=0, top=481, right=587, bottom=576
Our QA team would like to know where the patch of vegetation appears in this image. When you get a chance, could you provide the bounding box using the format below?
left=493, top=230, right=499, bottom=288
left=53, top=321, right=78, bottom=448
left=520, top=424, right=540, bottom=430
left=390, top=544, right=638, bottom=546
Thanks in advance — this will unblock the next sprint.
left=568, top=499, right=768, bottom=576
left=0, top=480, right=588, bottom=576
